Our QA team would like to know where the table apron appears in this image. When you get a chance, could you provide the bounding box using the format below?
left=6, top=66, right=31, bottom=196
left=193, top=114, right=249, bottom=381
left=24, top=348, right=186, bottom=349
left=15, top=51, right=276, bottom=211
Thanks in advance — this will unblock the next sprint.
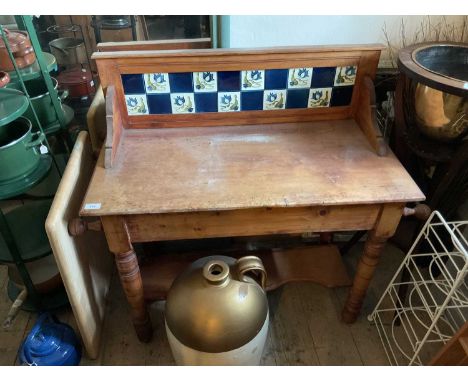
left=120, top=204, right=384, bottom=243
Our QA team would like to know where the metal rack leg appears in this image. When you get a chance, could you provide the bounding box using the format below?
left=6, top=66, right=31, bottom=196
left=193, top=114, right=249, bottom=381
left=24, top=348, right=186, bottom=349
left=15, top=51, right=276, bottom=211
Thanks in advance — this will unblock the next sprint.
left=0, top=210, right=42, bottom=310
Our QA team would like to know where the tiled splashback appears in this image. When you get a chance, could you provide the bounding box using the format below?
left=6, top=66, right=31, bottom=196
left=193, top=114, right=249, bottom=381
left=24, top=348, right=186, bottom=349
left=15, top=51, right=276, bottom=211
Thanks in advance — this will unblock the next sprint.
left=122, top=66, right=357, bottom=116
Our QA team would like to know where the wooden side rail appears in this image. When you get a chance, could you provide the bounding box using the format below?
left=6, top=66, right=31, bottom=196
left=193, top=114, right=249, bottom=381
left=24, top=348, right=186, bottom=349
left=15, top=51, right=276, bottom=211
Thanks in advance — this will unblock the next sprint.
left=104, top=86, right=124, bottom=168
left=354, top=76, right=387, bottom=156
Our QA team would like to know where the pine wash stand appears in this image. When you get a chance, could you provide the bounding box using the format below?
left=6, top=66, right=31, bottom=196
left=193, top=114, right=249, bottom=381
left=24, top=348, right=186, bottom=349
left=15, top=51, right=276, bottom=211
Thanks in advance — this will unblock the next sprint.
left=81, top=45, right=425, bottom=342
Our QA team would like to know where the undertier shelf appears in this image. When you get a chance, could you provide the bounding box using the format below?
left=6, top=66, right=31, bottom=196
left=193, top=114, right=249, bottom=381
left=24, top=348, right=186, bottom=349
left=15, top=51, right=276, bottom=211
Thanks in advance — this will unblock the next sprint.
left=140, top=244, right=352, bottom=301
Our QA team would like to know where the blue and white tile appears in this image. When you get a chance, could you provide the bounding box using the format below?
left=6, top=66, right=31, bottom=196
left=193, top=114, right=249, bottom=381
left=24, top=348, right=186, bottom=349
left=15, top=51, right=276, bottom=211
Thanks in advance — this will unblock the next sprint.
left=308, top=88, right=332, bottom=108
left=241, top=70, right=265, bottom=91
left=193, top=71, right=218, bottom=93
left=287, top=68, right=313, bottom=89
left=218, top=92, right=241, bottom=112
left=263, top=90, right=287, bottom=110
left=144, top=73, right=171, bottom=93
left=170, top=93, right=195, bottom=114
left=334, top=66, right=358, bottom=86
left=169, top=72, right=193, bottom=93
left=125, top=94, right=149, bottom=115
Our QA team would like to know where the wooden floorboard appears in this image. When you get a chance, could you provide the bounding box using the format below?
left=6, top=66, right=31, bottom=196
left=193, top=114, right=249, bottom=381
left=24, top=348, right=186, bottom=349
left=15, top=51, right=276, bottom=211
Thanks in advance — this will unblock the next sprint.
left=0, top=242, right=408, bottom=366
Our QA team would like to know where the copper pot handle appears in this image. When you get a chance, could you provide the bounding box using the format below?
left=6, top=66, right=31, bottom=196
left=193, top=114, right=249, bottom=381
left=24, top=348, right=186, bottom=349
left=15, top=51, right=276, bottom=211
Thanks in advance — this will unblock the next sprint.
left=13, top=46, right=34, bottom=58
left=236, top=256, right=267, bottom=290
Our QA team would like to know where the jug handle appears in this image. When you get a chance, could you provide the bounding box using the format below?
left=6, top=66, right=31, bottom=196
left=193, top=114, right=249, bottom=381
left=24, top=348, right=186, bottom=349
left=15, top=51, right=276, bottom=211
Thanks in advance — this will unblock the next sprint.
left=236, top=256, right=267, bottom=290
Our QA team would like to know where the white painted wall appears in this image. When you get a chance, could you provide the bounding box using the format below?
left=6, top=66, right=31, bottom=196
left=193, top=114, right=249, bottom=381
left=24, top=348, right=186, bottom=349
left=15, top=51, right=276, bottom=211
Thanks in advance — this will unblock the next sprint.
left=223, top=16, right=467, bottom=67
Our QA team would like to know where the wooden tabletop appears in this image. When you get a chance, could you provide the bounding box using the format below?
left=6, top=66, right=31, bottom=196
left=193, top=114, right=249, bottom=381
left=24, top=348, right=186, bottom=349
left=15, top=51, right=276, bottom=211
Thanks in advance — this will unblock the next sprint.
left=81, top=120, right=424, bottom=217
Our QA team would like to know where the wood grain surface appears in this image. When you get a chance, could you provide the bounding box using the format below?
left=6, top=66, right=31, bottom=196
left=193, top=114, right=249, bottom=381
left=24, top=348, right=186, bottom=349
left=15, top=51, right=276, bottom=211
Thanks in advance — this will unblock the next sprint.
left=97, top=38, right=212, bottom=52
left=81, top=120, right=424, bottom=217
left=45, top=132, right=113, bottom=359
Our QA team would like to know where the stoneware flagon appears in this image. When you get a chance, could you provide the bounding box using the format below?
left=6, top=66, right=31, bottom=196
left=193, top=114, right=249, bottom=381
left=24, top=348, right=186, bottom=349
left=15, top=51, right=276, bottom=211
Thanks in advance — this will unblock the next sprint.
left=165, top=255, right=269, bottom=365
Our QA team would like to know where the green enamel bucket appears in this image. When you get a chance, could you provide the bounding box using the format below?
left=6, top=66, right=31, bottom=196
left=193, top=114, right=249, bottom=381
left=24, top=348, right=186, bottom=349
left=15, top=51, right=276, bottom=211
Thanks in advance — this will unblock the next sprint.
left=0, top=117, right=46, bottom=183
left=6, top=77, right=67, bottom=129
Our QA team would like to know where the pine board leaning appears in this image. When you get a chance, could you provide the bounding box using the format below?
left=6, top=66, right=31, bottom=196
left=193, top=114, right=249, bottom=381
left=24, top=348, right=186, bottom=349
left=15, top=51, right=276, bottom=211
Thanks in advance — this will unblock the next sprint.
left=45, top=132, right=113, bottom=359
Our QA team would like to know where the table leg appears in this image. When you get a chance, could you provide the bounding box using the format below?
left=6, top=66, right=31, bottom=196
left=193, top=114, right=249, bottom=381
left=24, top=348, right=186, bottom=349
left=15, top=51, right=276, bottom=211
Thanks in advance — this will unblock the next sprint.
left=342, top=204, right=404, bottom=323
left=101, top=216, right=152, bottom=342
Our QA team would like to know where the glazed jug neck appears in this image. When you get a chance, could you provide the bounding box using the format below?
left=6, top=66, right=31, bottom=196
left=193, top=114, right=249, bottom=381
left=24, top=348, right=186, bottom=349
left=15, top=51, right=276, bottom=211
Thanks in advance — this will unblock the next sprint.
left=202, top=259, right=230, bottom=286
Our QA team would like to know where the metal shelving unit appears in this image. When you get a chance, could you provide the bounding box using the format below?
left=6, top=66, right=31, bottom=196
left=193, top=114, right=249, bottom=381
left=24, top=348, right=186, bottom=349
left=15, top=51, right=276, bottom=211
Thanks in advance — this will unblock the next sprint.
left=369, top=211, right=468, bottom=365
left=0, top=16, right=70, bottom=316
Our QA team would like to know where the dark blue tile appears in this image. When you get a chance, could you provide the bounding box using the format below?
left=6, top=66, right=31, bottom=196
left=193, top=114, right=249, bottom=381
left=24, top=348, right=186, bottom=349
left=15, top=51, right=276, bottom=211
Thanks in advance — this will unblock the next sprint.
left=169, top=72, right=193, bottom=93
left=311, top=67, right=336, bottom=88
left=195, top=93, right=218, bottom=113
left=286, top=89, right=309, bottom=109
left=147, top=94, right=172, bottom=114
left=218, top=71, right=241, bottom=91
left=330, top=86, right=354, bottom=107
left=121, top=74, right=144, bottom=94
left=241, top=91, right=263, bottom=111
left=265, top=69, right=288, bottom=90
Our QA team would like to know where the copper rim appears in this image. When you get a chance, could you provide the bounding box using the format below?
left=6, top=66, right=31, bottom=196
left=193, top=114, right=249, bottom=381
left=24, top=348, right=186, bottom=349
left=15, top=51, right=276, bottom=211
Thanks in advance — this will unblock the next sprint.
left=398, top=41, right=468, bottom=97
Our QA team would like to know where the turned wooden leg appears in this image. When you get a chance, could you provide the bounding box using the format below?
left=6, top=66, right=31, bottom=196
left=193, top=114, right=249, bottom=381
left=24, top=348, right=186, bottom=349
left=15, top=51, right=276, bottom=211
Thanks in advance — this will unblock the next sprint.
left=101, top=216, right=152, bottom=342
left=342, top=204, right=404, bottom=324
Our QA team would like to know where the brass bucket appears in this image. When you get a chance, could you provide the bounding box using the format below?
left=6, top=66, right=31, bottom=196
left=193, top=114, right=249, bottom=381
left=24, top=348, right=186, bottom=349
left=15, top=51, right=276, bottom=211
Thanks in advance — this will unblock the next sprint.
left=398, top=43, right=468, bottom=142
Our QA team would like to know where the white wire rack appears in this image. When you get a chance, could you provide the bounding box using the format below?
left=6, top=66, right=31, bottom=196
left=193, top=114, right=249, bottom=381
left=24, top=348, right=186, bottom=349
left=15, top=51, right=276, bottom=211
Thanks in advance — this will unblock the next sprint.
left=368, top=211, right=468, bottom=365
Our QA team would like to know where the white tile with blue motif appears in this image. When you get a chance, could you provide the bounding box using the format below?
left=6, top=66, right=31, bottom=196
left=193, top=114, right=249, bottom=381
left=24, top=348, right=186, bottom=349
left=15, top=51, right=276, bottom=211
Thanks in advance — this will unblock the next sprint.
left=334, top=66, right=358, bottom=86
left=125, top=95, right=149, bottom=115
left=144, top=73, right=171, bottom=94
left=288, top=68, right=313, bottom=89
left=218, top=92, right=241, bottom=112
left=308, top=88, right=332, bottom=108
left=171, top=93, right=195, bottom=114
left=264, top=90, right=287, bottom=110
left=241, top=70, right=265, bottom=91
left=121, top=65, right=357, bottom=115
left=194, top=72, right=217, bottom=93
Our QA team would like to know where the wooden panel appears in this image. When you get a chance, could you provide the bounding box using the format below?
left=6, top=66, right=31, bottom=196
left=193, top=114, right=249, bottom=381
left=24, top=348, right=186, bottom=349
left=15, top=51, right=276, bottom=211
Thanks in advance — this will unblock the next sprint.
left=81, top=120, right=424, bottom=217
left=92, top=44, right=384, bottom=129
left=97, top=38, right=212, bottom=52
left=45, top=132, right=113, bottom=359
left=126, top=106, right=353, bottom=129
left=86, top=85, right=106, bottom=154
left=125, top=205, right=380, bottom=242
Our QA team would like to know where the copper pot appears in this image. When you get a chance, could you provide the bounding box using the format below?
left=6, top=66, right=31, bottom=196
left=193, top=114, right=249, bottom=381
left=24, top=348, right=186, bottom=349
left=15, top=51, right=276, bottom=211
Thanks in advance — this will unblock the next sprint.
left=0, top=71, right=10, bottom=88
left=398, top=43, right=468, bottom=142
left=56, top=67, right=95, bottom=98
left=0, top=29, right=36, bottom=72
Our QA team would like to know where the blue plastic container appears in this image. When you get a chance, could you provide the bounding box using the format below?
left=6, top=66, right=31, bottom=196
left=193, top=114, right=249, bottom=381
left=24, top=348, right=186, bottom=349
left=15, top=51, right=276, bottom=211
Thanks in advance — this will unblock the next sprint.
left=18, top=312, right=81, bottom=366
